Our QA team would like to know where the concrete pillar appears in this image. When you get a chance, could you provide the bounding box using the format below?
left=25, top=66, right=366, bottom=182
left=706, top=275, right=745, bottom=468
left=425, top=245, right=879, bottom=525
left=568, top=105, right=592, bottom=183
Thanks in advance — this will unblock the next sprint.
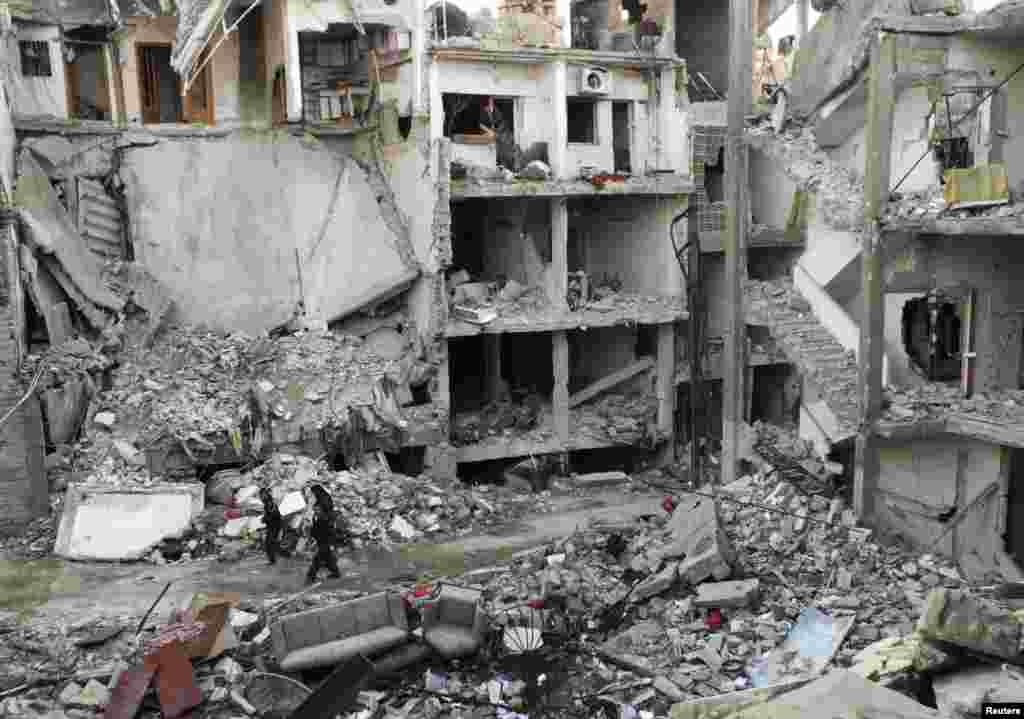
left=797, top=0, right=809, bottom=39
left=551, top=61, right=568, bottom=179
left=855, top=32, right=896, bottom=520
left=286, top=15, right=303, bottom=122
left=721, top=0, right=752, bottom=487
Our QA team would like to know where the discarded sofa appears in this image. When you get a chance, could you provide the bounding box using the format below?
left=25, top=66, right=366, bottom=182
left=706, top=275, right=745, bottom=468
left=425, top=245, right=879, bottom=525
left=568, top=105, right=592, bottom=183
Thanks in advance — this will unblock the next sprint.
left=271, top=591, right=417, bottom=672
left=421, top=584, right=488, bottom=660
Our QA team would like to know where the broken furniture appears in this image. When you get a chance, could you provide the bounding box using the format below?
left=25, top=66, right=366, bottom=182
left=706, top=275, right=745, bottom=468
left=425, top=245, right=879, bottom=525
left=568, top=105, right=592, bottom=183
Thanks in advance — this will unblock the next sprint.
left=421, top=584, right=488, bottom=660
left=271, top=591, right=419, bottom=672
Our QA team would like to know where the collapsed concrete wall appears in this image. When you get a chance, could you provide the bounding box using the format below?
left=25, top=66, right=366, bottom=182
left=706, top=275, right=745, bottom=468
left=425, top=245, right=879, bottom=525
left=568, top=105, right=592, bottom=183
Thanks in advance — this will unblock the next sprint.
left=120, top=130, right=419, bottom=334
left=874, top=437, right=1006, bottom=582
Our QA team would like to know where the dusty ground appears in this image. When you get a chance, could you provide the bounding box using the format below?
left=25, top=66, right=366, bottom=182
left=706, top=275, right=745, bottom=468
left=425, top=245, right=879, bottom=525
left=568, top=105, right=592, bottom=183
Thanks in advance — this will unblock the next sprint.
left=0, top=486, right=664, bottom=625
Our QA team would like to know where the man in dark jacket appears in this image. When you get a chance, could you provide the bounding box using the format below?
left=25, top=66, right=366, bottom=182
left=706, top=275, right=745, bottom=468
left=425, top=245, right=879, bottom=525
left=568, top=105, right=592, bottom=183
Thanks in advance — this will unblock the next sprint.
left=306, top=485, right=342, bottom=584
left=260, top=487, right=283, bottom=565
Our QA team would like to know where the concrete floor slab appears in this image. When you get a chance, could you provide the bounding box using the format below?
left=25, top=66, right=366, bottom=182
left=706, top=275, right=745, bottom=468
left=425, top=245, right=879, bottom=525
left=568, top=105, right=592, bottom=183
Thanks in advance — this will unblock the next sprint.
left=54, top=484, right=204, bottom=561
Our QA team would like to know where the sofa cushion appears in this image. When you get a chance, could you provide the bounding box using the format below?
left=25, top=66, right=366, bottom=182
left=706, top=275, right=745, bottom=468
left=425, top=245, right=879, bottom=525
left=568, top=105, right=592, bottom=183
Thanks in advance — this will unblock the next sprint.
left=423, top=625, right=481, bottom=660
left=280, top=626, right=410, bottom=672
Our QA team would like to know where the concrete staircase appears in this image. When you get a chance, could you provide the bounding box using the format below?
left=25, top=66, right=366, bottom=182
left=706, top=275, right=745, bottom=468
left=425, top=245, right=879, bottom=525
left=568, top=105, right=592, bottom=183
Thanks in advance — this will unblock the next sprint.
left=746, top=279, right=860, bottom=448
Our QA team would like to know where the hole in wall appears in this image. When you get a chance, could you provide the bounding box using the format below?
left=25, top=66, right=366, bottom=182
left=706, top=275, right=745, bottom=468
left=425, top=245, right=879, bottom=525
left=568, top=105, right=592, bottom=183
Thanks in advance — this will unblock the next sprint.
left=901, top=294, right=962, bottom=382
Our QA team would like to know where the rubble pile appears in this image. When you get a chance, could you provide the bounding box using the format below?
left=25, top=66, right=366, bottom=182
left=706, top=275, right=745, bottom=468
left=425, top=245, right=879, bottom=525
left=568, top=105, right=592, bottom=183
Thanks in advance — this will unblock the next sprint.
left=746, top=122, right=866, bottom=232
left=885, top=382, right=1024, bottom=426
left=209, top=453, right=555, bottom=552
left=2, top=424, right=1023, bottom=718
left=447, top=268, right=686, bottom=329
left=886, top=184, right=1024, bottom=224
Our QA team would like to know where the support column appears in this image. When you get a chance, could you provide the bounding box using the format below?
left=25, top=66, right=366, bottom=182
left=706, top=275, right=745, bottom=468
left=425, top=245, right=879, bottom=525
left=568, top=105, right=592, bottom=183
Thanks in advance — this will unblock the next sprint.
left=721, top=0, right=752, bottom=487
left=485, top=335, right=503, bottom=401
left=554, top=332, right=569, bottom=443
left=551, top=61, right=569, bottom=180
left=285, top=15, right=303, bottom=122
left=551, top=197, right=570, bottom=444
left=855, top=32, right=896, bottom=520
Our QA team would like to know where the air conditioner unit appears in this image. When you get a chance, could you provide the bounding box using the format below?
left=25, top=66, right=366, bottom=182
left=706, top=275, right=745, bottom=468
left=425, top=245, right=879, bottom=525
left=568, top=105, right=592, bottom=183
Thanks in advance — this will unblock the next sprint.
left=578, top=66, right=610, bottom=95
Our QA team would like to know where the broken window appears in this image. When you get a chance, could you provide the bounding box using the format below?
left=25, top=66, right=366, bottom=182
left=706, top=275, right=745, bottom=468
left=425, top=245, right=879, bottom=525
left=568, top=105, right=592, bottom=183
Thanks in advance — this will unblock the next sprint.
left=20, top=40, right=52, bottom=77
left=567, top=98, right=597, bottom=144
left=444, top=94, right=517, bottom=169
left=901, top=293, right=962, bottom=382
left=299, top=25, right=404, bottom=125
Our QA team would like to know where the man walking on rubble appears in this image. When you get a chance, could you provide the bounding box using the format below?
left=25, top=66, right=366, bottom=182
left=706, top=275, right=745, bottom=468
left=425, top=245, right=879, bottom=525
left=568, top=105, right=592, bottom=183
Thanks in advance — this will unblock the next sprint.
left=305, top=485, right=345, bottom=585
left=260, top=487, right=286, bottom=565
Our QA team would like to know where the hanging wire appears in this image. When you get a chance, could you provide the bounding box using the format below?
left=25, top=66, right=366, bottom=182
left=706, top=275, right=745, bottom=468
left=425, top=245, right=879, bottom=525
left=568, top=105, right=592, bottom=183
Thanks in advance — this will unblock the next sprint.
left=890, top=58, right=1024, bottom=196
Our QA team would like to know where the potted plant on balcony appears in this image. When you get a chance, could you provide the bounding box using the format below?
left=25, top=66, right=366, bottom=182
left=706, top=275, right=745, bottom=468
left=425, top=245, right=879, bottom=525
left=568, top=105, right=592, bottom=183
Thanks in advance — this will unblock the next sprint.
left=636, top=17, right=661, bottom=52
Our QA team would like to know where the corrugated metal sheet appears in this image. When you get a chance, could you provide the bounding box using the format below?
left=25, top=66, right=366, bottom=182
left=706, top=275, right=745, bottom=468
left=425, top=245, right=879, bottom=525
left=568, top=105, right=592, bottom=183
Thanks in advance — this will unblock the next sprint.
left=77, top=178, right=124, bottom=260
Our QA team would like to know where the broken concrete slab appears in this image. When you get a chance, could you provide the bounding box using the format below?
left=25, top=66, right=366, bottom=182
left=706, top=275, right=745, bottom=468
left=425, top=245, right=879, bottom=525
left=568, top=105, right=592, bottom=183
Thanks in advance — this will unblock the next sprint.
left=660, top=496, right=736, bottom=585
left=672, top=669, right=943, bottom=719
left=54, top=484, right=204, bottom=561
left=16, top=151, right=124, bottom=315
left=933, top=665, right=1024, bottom=718
left=850, top=633, right=957, bottom=681
left=694, top=579, right=761, bottom=609
left=631, top=562, right=680, bottom=603
left=572, top=471, right=631, bottom=488
left=668, top=676, right=816, bottom=718
left=917, top=589, right=1023, bottom=661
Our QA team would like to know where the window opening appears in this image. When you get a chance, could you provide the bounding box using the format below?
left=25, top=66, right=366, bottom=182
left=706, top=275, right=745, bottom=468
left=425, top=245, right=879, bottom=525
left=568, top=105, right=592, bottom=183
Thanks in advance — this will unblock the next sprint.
left=20, top=40, right=52, bottom=77
left=567, top=98, right=597, bottom=144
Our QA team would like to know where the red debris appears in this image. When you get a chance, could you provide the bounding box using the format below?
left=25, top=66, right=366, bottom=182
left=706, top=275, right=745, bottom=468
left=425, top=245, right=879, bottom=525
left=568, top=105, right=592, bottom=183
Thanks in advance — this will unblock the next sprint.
left=662, top=496, right=677, bottom=514
left=154, top=643, right=203, bottom=719
left=527, top=599, right=546, bottom=610
left=705, top=608, right=723, bottom=630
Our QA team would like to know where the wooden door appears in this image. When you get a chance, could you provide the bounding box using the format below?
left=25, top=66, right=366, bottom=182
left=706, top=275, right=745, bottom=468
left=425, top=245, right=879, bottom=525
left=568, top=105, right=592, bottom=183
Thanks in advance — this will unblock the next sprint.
left=182, top=48, right=214, bottom=125
left=137, top=44, right=167, bottom=124
left=65, top=59, right=80, bottom=118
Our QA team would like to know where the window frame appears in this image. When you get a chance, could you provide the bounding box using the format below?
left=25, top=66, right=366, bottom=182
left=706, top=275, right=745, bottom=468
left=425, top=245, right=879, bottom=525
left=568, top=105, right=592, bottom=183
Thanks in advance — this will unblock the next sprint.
left=19, top=40, right=53, bottom=77
left=566, top=97, right=598, bottom=145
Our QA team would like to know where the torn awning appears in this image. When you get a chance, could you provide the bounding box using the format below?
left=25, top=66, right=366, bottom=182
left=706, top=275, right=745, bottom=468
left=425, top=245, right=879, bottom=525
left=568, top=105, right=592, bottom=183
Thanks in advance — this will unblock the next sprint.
left=170, top=0, right=232, bottom=78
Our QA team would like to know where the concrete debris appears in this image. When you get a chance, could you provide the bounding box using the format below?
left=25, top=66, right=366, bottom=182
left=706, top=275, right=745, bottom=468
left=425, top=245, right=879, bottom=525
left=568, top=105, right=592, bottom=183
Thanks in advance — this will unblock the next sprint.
left=662, top=496, right=736, bottom=585
left=54, top=483, right=204, bottom=561
left=917, top=589, right=1024, bottom=661
left=694, top=580, right=761, bottom=609
left=933, top=665, right=1024, bottom=718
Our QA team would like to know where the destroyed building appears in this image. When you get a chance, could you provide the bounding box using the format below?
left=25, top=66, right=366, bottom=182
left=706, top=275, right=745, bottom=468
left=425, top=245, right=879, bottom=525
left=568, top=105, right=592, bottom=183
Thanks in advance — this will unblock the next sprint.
left=4, top=0, right=1024, bottom=718
left=735, top=0, right=1024, bottom=584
